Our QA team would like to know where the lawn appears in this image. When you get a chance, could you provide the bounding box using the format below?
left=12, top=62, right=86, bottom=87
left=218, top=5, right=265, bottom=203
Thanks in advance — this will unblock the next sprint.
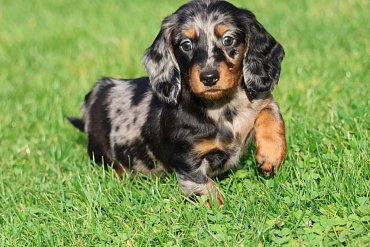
left=0, top=0, right=369, bottom=246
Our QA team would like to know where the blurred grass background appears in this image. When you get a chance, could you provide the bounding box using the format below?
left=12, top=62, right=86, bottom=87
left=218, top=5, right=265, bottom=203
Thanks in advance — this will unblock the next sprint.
left=0, top=0, right=369, bottom=245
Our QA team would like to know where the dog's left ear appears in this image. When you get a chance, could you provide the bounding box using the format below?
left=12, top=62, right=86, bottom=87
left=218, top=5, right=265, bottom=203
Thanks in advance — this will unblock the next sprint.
left=240, top=10, right=285, bottom=95
left=143, top=16, right=181, bottom=105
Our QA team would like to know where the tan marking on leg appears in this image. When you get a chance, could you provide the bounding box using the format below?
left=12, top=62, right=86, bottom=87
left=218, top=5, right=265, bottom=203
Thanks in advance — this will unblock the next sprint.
left=237, top=98, right=273, bottom=143
left=254, top=105, right=286, bottom=176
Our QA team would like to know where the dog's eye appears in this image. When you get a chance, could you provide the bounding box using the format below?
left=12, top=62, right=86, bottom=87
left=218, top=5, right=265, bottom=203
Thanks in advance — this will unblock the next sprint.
left=180, top=39, right=193, bottom=52
left=222, top=36, right=235, bottom=47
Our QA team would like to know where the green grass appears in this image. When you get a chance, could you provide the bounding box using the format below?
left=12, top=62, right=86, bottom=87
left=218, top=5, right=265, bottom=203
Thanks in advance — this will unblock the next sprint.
left=0, top=0, right=369, bottom=245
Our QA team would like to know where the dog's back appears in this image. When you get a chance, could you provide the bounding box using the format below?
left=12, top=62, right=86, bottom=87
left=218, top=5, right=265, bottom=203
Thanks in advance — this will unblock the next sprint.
left=68, top=77, right=164, bottom=175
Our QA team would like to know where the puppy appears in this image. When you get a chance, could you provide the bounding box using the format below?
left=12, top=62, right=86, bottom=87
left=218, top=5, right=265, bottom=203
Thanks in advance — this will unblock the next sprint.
left=68, top=0, right=286, bottom=206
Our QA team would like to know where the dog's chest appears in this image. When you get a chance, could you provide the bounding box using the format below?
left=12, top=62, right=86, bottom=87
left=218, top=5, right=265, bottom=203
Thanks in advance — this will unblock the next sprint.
left=203, top=93, right=262, bottom=176
left=208, top=92, right=260, bottom=143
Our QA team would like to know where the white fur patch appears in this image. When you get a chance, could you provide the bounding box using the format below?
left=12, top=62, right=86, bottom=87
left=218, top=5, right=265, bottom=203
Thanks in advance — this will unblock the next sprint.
left=106, top=80, right=153, bottom=157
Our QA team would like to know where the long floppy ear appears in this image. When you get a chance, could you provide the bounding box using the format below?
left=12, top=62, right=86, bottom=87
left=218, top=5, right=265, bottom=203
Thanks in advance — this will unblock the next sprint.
left=241, top=11, right=285, bottom=95
left=143, top=16, right=181, bottom=105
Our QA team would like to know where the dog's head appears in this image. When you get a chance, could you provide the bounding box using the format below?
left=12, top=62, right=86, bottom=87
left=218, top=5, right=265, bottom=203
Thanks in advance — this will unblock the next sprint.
left=143, top=0, right=284, bottom=104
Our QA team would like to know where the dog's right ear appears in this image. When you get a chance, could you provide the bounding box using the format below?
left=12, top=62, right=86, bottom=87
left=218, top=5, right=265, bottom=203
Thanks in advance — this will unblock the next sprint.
left=143, top=16, right=181, bottom=105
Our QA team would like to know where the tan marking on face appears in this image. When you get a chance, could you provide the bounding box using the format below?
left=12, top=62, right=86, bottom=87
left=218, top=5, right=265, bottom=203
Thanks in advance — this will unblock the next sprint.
left=188, top=44, right=246, bottom=100
left=217, top=43, right=246, bottom=91
left=183, top=28, right=197, bottom=39
left=218, top=61, right=241, bottom=89
left=215, top=24, right=228, bottom=36
left=189, top=64, right=204, bottom=94
left=254, top=106, right=286, bottom=176
left=189, top=62, right=239, bottom=100
left=193, top=138, right=225, bottom=157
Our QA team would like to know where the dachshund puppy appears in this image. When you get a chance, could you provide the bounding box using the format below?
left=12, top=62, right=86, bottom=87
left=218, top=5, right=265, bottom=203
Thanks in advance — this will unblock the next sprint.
left=68, top=0, right=286, bottom=206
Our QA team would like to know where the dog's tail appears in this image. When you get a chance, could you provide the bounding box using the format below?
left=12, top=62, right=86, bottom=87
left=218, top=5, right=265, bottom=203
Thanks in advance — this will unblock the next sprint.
left=67, top=91, right=92, bottom=132
left=67, top=116, right=85, bottom=132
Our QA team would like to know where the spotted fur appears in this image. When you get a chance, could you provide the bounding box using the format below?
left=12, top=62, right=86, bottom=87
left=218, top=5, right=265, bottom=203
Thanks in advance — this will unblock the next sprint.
left=68, top=0, right=286, bottom=206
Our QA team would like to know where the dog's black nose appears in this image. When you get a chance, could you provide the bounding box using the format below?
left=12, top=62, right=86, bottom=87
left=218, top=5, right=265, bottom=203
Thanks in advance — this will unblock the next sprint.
left=200, top=69, right=220, bottom=86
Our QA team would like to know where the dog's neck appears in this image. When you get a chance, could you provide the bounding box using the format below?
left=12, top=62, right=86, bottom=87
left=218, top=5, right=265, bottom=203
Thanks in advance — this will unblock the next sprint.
left=204, top=88, right=249, bottom=122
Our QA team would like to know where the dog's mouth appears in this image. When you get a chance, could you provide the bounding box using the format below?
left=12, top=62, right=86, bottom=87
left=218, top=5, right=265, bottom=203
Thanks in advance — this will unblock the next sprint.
left=201, top=88, right=225, bottom=95
left=197, top=88, right=233, bottom=100
left=203, top=88, right=224, bottom=93
left=203, top=86, right=237, bottom=94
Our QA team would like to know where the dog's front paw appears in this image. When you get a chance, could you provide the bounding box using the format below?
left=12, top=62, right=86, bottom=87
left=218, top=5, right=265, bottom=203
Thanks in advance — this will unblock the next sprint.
left=177, top=173, right=224, bottom=207
left=204, top=179, right=224, bottom=207
left=255, top=138, right=286, bottom=177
